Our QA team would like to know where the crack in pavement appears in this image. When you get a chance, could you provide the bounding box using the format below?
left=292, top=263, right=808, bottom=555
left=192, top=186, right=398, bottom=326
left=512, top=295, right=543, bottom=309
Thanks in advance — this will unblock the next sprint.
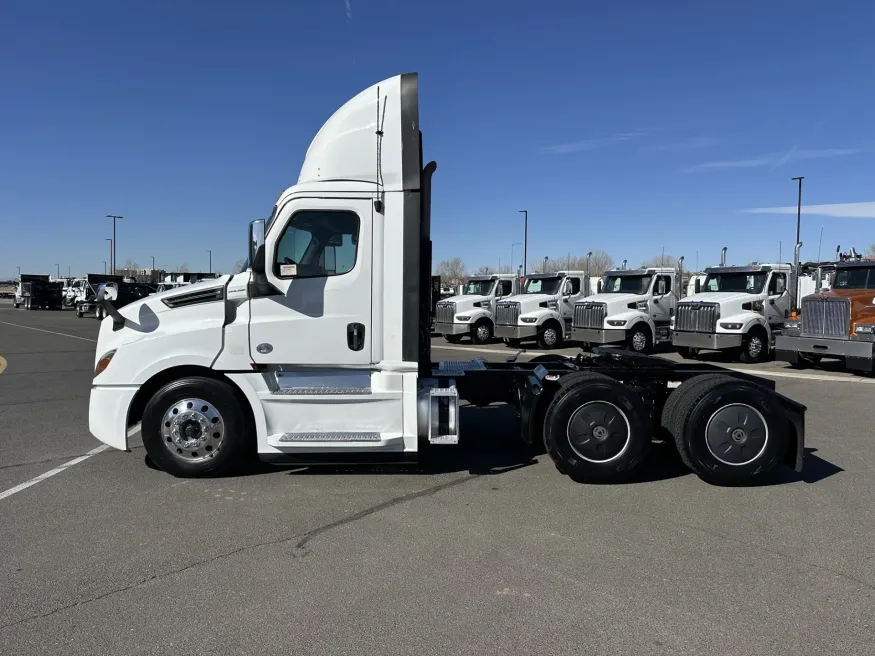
left=0, top=472, right=480, bottom=631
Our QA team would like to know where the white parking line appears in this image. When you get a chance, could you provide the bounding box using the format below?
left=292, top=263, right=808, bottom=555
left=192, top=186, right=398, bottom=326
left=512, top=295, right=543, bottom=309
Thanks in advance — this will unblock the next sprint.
left=432, top=344, right=875, bottom=384
left=0, top=320, right=97, bottom=343
left=0, top=445, right=110, bottom=501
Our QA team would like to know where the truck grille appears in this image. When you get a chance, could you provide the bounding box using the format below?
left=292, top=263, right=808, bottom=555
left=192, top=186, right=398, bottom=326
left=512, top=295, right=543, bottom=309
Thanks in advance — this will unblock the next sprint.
left=801, top=296, right=850, bottom=339
left=435, top=302, right=455, bottom=324
left=675, top=302, right=719, bottom=333
left=573, top=302, right=606, bottom=329
left=496, top=302, right=521, bottom=326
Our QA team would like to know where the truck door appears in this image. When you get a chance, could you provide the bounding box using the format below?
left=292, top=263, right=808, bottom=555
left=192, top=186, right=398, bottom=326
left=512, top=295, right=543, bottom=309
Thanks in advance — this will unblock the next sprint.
left=650, top=274, right=673, bottom=323
left=766, top=272, right=788, bottom=327
left=560, top=277, right=583, bottom=334
left=248, top=196, right=373, bottom=366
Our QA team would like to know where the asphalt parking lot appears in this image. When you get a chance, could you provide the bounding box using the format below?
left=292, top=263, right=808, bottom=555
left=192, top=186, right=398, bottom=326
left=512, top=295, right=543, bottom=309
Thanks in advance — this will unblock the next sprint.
left=2, top=301, right=873, bottom=655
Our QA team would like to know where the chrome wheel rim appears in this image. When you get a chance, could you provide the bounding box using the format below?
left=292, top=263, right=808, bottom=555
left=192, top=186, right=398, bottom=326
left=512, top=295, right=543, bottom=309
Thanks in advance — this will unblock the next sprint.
left=543, top=328, right=558, bottom=346
left=476, top=325, right=491, bottom=341
left=161, top=398, right=225, bottom=463
left=566, top=401, right=631, bottom=463
left=705, top=403, right=768, bottom=466
left=748, top=335, right=763, bottom=359
left=631, top=331, right=647, bottom=351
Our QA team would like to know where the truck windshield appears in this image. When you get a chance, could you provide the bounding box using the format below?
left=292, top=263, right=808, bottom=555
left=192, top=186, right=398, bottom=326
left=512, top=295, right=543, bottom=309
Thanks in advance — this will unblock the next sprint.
left=703, top=272, right=767, bottom=293
left=602, top=275, right=652, bottom=295
left=523, top=277, right=562, bottom=294
left=462, top=280, right=494, bottom=295
left=833, top=268, right=875, bottom=289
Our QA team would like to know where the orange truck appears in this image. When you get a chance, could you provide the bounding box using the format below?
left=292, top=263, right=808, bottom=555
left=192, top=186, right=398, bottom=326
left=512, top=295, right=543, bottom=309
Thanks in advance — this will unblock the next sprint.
left=775, top=259, right=875, bottom=371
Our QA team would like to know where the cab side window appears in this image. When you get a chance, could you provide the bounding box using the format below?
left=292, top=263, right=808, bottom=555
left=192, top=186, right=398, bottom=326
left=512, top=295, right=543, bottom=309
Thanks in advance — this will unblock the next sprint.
left=656, top=275, right=672, bottom=294
left=498, top=280, right=512, bottom=296
left=566, top=278, right=581, bottom=294
left=275, top=211, right=359, bottom=278
left=768, top=273, right=786, bottom=295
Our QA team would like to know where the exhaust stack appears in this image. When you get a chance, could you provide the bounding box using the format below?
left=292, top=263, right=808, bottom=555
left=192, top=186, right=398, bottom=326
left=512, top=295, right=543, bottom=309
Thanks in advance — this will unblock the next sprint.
left=720, top=247, right=727, bottom=266
left=835, top=245, right=841, bottom=262
left=621, top=259, right=627, bottom=270
left=791, top=241, right=803, bottom=312
left=677, top=256, right=685, bottom=299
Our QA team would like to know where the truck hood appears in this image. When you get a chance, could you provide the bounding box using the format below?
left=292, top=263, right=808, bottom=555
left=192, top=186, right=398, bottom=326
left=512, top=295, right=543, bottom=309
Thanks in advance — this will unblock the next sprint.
left=581, top=293, right=643, bottom=310
left=121, top=277, right=230, bottom=318
left=681, top=291, right=755, bottom=305
left=500, top=294, right=555, bottom=312
left=440, top=294, right=490, bottom=309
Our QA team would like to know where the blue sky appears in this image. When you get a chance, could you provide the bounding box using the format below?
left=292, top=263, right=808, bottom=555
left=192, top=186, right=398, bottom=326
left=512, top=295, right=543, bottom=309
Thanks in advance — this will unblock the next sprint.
left=2, top=0, right=874, bottom=279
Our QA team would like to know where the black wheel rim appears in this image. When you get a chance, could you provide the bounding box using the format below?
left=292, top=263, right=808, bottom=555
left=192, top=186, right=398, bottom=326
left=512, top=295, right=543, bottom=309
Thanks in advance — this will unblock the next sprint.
left=705, top=403, right=768, bottom=465
left=566, top=401, right=631, bottom=463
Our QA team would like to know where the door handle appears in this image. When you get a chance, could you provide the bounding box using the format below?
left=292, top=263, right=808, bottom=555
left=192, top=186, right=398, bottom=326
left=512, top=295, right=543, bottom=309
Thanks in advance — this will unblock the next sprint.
left=347, top=323, right=365, bottom=351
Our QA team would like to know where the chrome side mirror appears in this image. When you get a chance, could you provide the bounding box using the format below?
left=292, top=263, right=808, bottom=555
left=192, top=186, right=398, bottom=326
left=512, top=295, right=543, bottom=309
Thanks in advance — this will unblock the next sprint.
left=249, top=219, right=266, bottom=274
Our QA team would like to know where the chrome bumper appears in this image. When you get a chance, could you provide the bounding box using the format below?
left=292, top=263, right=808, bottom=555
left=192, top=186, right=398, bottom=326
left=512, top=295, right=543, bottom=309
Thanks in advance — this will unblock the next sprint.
left=572, top=327, right=626, bottom=344
left=434, top=322, right=470, bottom=336
left=775, top=335, right=875, bottom=370
left=494, top=325, right=537, bottom=339
left=672, top=331, right=742, bottom=350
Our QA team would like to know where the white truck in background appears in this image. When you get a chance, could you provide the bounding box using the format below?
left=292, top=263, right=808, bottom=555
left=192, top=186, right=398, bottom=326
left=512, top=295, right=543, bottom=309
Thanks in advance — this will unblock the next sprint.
left=434, top=273, right=518, bottom=344
left=572, top=266, right=679, bottom=354
left=494, top=271, right=589, bottom=349
left=85, top=73, right=808, bottom=487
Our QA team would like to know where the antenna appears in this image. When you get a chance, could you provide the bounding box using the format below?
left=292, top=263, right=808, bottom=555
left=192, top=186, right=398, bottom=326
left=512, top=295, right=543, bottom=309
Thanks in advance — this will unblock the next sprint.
left=817, top=226, right=823, bottom=261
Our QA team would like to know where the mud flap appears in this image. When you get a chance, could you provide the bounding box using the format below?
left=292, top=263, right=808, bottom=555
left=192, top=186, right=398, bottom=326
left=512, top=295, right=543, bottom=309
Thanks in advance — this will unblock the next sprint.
left=517, top=366, right=547, bottom=444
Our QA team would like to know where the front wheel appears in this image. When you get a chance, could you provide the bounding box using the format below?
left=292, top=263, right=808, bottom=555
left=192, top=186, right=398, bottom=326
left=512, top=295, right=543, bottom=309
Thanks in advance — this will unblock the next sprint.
left=739, top=329, right=768, bottom=363
left=790, top=354, right=822, bottom=369
left=503, top=338, right=523, bottom=348
left=141, top=376, right=252, bottom=477
left=444, top=334, right=463, bottom=344
left=471, top=320, right=493, bottom=345
left=537, top=323, right=563, bottom=350
left=626, top=325, right=652, bottom=354
left=13, top=302, right=19, bottom=309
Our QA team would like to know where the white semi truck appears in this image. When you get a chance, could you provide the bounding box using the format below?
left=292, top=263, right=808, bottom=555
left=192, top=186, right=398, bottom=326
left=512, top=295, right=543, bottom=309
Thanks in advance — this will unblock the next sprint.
left=434, top=273, right=518, bottom=344
left=87, top=73, right=807, bottom=486
left=493, top=271, right=589, bottom=349
left=571, top=266, right=678, bottom=354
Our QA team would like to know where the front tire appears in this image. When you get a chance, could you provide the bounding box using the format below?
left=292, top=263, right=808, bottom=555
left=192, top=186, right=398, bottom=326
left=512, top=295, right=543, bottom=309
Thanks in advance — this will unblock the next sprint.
left=739, top=328, right=769, bottom=363
left=141, top=376, right=252, bottom=478
left=544, top=372, right=652, bottom=482
left=503, top=338, right=522, bottom=348
left=662, top=374, right=789, bottom=485
left=471, top=319, right=494, bottom=345
left=626, top=324, right=652, bottom=354
left=537, top=322, right=563, bottom=350
left=444, top=334, right=464, bottom=344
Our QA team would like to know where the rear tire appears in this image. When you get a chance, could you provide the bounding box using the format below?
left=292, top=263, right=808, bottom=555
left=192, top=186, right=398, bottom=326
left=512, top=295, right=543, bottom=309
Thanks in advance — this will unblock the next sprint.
left=544, top=372, right=651, bottom=482
left=13, top=302, right=19, bottom=309
left=471, top=319, right=493, bottom=345
left=141, top=376, right=252, bottom=478
left=537, top=322, right=563, bottom=350
left=662, top=374, right=788, bottom=485
left=676, top=346, right=698, bottom=359
left=789, top=354, right=822, bottom=369
left=503, top=338, right=522, bottom=348
left=444, top=334, right=463, bottom=344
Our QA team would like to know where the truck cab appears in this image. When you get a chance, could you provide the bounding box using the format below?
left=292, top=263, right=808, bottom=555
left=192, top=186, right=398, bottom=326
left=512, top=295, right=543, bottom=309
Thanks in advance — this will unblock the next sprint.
left=572, top=267, right=677, bottom=354
left=434, top=274, right=518, bottom=344
left=776, top=260, right=875, bottom=372
left=494, top=271, right=588, bottom=349
left=672, top=264, right=792, bottom=362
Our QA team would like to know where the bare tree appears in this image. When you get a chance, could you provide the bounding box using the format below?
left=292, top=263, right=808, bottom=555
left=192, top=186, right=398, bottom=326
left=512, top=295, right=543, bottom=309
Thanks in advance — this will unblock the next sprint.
left=641, top=253, right=679, bottom=268
left=435, top=258, right=466, bottom=286
left=117, top=259, right=140, bottom=279
left=540, top=249, right=614, bottom=275
left=176, top=263, right=191, bottom=273
left=475, top=266, right=491, bottom=275
left=865, top=244, right=875, bottom=260
left=232, top=258, right=247, bottom=274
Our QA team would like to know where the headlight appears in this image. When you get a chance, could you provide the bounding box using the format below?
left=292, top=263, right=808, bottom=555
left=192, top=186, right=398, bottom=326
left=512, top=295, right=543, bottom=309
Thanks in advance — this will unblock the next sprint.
left=719, top=322, right=743, bottom=330
left=456, top=315, right=471, bottom=321
left=607, top=319, right=626, bottom=326
left=521, top=317, right=538, bottom=323
left=855, top=324, right=875, bottom=334
left=784, top=320, right=801, bottom=330
left=95, top=350, right=116, bottom=376
left=539, top=300, right=558, bottom=310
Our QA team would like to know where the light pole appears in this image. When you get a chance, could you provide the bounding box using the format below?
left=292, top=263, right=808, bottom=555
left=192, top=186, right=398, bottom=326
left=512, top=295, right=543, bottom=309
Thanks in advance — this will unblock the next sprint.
left=207, top=250, right=212, bottom=274
left=55, top=264, right=60, bottom=278
left=511, top=242, right=522, bottom=272
left=17, top=266, right=21, bottom=279
left=106, top=238, right=113, bottom=274
left=792, top=177, right=804, bottom=251
left=103, top=261, right=107, bottom=274
left=519, top=210, right=528, bottom=275
left=106, top=215, right=123, bottom=274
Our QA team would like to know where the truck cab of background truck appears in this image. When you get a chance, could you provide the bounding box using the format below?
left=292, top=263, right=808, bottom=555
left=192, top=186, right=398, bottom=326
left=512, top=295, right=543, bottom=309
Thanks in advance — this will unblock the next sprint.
left=776, top=259, right=875, bottom=372
left=434, top=273, right=518, bottom=344
left=494, top=271, right=588, bottom=349
left=572, top=267, right=677, bottom=354
left=672, top=263, right=792, bottom=363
